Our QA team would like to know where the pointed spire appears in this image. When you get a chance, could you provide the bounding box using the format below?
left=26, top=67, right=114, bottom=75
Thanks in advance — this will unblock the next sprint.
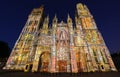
left=52, top=14, right=58, bottom=29
left=68, top=14, right=70, bottom=19
left=40, top=5, right=44, bottom=9
left=44, top=15, right=49, bottom=24
left=67, top=13, right=72, bottom=23
left=53, top=14, right=58, bottom=23
left=54, top=14, right=57, bottom=19
left=46, top=15, right=49, bottom=22
left=43, top=15, right=49, bottom=30
left=39, top=5, right=44, bottom=11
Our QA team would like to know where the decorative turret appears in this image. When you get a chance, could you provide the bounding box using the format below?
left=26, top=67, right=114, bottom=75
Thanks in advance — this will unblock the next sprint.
left=52, top=14, right=58, bottom=28
left=67, top=14, right=73, bottom=28
left=76, top=3, right=88, bottom=17
left=43, top=15, right=49, bottom=27
left=31, top=5, right=44, bottom=15
left=42, top=15, right=49, bottom=34
left=67, top=14, right=72, bottom=23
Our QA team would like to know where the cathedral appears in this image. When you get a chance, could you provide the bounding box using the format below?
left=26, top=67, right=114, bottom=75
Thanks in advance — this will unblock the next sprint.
left=3, top=3, right=117, bottom=73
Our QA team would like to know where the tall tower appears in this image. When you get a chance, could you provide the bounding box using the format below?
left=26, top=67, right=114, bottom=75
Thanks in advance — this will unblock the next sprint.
left=4, top=3, right=117, bottom=72
left=4, top=6, right=44, bottom=70
left=75, top=3, right=117, bottom=72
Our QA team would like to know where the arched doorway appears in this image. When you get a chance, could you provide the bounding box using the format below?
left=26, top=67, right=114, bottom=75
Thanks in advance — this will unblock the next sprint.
left=38, top=52, right=51, bottom=72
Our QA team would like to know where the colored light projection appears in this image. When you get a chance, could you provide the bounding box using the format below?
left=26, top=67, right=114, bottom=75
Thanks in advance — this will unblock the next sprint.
left=56, top=26, right=69, bottom=72
left=4, top=3, right=117, bottom=73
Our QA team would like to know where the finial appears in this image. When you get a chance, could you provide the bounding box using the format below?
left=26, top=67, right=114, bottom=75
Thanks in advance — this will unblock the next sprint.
left=40, top=5, right=44, bottom=9
left=54, top=14, right=57, bottom=19
left=46, top=15, right=49, bottom=22
left=53, top=14, right=58, bottom=23
left=68, top=13, right=70, bottom=18
left=67, top=13, right=72, bottom=23
left=53, top=14, right=57, bottom=20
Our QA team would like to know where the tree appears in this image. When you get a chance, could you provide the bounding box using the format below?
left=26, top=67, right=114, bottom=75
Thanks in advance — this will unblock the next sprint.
left=0, top=41, right=10, bottom=58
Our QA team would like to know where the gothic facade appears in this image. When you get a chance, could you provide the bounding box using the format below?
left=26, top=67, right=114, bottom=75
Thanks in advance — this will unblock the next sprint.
left=4, top=3, right=117, bottom=72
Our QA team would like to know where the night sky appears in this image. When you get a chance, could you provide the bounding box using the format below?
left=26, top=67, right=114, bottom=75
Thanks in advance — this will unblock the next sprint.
left=0, top=0, right=120, bottom=54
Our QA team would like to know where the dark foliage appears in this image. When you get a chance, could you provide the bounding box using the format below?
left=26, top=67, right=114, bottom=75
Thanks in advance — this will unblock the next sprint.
left=111, top=52, right=120, bottom=71
left=0, top=41, right=10, bottom=58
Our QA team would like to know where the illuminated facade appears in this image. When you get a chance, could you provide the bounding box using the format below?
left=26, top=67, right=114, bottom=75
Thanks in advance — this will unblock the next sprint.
left=4, top=3, right=117, bottom=72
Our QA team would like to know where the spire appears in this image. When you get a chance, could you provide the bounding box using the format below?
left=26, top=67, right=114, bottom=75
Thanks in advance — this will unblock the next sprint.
left=52, top=14, right=58, bottom=29
left=44, top=15, right=49, bottom=24
left=40, top=5, right=44, bottom=9
left=53, top=14, right=58, bottom=23
left=43, top=15, right=49, bottom=29
left=67, top=14, right=73, bottom=28
left=68, top=14, right=70, bottom=19
left=54, top=14, right=57, bottom=19
left=67, top=14, right=72, bottom=24
left=46, top=15, right=49, bottom=23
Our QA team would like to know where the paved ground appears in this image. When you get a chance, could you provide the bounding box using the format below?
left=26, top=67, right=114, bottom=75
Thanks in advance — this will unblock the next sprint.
left=0, top=70, right=120, bottom=77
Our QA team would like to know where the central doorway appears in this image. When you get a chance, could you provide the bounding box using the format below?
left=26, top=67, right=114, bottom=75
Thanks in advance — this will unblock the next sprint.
left=58, top=60, right=67, bottom=72
left=39, top=52, right=50, bottom=72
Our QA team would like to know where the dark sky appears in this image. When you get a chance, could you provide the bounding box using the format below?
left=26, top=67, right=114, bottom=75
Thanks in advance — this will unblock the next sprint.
left=0, top=0, right=120, bottom=53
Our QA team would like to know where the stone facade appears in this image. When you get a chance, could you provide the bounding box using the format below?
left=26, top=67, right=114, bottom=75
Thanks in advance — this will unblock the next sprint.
left=4, top=3, right=117, bottom=72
